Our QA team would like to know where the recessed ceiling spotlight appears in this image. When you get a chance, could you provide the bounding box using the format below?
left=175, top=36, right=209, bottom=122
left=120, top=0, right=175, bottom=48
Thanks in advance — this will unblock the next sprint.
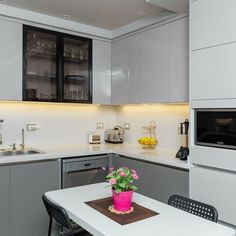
left=137, top=11, right=146, bottom=17
left=63, top=15, right=71, bottom=19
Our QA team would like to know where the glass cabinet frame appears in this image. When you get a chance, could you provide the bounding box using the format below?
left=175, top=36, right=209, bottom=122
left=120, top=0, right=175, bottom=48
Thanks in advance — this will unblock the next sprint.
left=23, top=25, right=93, bottom=103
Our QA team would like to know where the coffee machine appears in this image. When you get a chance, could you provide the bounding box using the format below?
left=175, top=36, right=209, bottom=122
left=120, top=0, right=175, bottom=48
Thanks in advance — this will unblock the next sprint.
left=176, top=119, right=189, bottom=161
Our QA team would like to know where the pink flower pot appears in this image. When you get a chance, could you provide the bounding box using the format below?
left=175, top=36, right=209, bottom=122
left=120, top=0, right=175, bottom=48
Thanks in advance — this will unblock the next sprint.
left=112, top=189, right=133, bottom=212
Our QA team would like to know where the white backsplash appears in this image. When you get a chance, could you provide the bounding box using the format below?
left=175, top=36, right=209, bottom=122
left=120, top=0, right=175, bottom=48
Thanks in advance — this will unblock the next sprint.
left=0, top=103, right=117, bottom=147
left=117, top=104, right=189, bottom=149
left=0, top=102, right=188, bottom=150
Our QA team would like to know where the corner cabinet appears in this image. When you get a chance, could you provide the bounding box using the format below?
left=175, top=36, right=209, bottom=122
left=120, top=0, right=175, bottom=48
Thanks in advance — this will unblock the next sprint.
left=113, top=155, right=189, bottom=204
left=111, top=17, right=189, bottom=104
left=23, top=25, right=92, bottom=103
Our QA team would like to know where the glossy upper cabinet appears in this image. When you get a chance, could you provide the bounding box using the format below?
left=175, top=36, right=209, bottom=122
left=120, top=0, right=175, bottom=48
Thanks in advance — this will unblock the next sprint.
left=0, top=20, right=22, bottom=101
left=140, top=18, right=189, bottom=103
left=23, top=25, right=92, bottom=103
left=93, top=40, right=111, bottom=104
left=169, top=18, right=189, bottom=102
left=140, top=24, right=169, bottom=103
left=111, top=34, right=141, bottom=104
left=112, top=17, right=189, bottom=104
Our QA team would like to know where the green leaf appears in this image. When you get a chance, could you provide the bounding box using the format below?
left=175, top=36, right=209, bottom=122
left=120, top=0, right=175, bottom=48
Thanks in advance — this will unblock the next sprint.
left=119, top=182, right=126, bottom=188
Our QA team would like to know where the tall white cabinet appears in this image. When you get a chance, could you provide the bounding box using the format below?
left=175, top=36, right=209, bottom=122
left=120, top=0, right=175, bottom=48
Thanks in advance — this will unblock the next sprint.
left=112, top=17, right=189, bottom=104
left=190, top=0, right=236, bottom=101
left=0, top=19, right=22, bottom=101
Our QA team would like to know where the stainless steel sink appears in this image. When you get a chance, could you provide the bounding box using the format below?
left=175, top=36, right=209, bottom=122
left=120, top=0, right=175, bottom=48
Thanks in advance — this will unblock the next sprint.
left=0, top=148, right=44, bottom=157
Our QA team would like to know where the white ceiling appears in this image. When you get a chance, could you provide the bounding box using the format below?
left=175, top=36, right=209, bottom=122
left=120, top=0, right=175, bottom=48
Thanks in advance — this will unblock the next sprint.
left=1, top=0, right=171, bottom=30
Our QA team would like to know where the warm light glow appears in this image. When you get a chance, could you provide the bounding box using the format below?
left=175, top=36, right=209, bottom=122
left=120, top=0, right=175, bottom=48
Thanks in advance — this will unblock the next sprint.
left=0, top=101, right=105, bottom=112
left=118, top=104, right=189, bottom=116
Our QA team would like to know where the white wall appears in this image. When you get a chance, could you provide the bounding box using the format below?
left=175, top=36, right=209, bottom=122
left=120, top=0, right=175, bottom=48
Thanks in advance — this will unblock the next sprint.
left=0, top=102, right=188, bottom=150
left=0, top=102, right=117, bottom=147
left=117, top=104, right=189, bottom=149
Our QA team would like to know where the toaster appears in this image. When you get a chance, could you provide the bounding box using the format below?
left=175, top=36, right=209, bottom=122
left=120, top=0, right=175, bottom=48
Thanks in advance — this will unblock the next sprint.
left=88, top=133, right=101, bottom=144
left=105, top=126, right=124, bottom=144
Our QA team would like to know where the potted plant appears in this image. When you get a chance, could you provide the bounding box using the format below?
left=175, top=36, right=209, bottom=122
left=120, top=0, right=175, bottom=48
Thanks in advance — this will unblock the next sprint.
left=106, top=167, right=139, bottom=212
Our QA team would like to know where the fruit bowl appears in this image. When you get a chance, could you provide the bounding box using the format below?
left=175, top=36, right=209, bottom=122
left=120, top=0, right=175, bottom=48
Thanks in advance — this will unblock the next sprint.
left=137, top=137, right=158, bottom=149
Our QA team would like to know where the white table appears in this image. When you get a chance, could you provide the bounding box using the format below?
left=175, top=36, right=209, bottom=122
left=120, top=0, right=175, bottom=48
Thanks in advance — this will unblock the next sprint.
left=46, top=183, right=235, bottom=236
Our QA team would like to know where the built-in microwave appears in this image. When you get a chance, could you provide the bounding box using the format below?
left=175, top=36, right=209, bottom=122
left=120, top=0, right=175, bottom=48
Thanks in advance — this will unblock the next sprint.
left=195, top=109, right=236, bottom=150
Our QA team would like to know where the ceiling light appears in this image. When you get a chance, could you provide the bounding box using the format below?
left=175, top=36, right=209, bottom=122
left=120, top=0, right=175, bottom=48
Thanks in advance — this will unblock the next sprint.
left=63, top=15, right=71, bottom=19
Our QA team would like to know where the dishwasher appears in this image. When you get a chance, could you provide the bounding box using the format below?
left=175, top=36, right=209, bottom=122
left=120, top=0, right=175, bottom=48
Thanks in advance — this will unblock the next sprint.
left=62, top=155, right=109, bottom=189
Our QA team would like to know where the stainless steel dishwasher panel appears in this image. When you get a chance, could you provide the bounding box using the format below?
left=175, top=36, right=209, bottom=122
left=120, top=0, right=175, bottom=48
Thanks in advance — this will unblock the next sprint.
left=62, top=155, right=109, bottom=188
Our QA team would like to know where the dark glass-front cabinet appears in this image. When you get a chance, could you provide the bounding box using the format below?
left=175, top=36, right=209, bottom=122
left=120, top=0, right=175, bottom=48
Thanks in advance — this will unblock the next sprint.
left=23, top=25, right=92, bottom=103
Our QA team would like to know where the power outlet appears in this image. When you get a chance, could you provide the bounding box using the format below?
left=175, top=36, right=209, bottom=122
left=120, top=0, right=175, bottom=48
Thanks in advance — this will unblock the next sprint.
left=96, top=123, right=104, bottom=129
left=26, top=124, right=40, bottom=131
left=124, top=123, right=131, bottom=130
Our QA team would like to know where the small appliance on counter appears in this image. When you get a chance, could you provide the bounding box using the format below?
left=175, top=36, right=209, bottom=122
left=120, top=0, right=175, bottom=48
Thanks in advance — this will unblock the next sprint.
left=176, top=119, right=189, bottom=161
left=88, top=133, right=102, bottom=144
left=105, top=126, right=124, bottom=144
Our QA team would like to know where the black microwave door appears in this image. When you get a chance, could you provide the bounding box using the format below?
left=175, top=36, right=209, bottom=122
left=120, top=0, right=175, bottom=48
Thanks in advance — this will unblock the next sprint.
left=196, top=110, right=236, bottom=149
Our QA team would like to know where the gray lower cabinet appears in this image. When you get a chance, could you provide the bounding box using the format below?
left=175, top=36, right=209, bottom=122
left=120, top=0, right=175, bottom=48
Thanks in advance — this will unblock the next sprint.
left=113, top=155, right=189, bottom=204
left=0, top=166, right=10, bottom=236
left=10, top=160, right=60, bottom=236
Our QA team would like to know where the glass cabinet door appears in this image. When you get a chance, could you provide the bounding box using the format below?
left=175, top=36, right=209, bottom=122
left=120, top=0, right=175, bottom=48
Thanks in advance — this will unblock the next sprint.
left=23, top=27, right=58, bottom=102
left=63, top=37, right=92, bottom=103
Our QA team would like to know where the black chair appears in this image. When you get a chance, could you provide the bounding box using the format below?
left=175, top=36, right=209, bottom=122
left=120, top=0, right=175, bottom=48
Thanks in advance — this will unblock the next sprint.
left=42, top=194, right=85, bottom=236
left=168, top=194, right=218, bottom=222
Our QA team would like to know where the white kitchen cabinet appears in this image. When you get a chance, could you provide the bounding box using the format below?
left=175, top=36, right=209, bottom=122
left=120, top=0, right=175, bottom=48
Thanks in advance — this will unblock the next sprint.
left=190, top=165, right=236, bottom=225
left=191, top=0, right=236, bottom=50
left=111, top=34, right=141, bottom=104
left=191, top=42, right=236, bottom=100
left=0, top=19, right=22, bottom=101
left=93, top=40, right=111, bottom=104
left=169, top=18, right=189, bottom=102
left=140, top=24, right=169, bottom=103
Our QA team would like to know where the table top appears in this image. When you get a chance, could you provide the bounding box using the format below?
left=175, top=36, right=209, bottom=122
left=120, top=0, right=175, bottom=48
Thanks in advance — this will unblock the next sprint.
left=46, top=183, right=235, bottom=236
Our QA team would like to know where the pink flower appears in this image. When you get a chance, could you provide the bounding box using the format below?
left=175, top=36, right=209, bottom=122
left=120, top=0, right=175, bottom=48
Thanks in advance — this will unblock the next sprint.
left=118, top=169, right=122, bottom=172
left=109, top=167, right=114, bottom=172
left=109, top=178, right=116, bottom=185
left=132, top=174, right=139, bottom=180
left=124, top=167, right=129, bottom=170
left=120, top=172, right=126, bottom=177
left=131, top=169, right=137, bottom=174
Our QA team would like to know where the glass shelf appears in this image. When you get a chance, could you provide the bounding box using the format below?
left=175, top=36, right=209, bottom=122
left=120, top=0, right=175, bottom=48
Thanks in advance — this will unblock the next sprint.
left=26, top=51, right=56, bottom=59
left=63, top=56, right=88, bottom=64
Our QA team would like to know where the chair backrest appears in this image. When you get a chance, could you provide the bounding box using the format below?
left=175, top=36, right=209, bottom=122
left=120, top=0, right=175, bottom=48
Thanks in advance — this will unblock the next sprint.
left=168, top=194, right=218, bottom=222
left=42, top=194, right=73, bottom=229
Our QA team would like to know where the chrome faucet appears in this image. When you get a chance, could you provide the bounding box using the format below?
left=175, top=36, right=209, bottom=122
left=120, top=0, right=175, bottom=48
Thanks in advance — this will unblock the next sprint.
left=9, top=143, right=16, bottom=151
left=20, top=128, right=25, bottom=150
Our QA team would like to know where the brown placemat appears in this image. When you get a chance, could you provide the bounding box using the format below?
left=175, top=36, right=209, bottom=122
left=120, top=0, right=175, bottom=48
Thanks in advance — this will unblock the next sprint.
left=85, top=197, right=159, bottom=225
